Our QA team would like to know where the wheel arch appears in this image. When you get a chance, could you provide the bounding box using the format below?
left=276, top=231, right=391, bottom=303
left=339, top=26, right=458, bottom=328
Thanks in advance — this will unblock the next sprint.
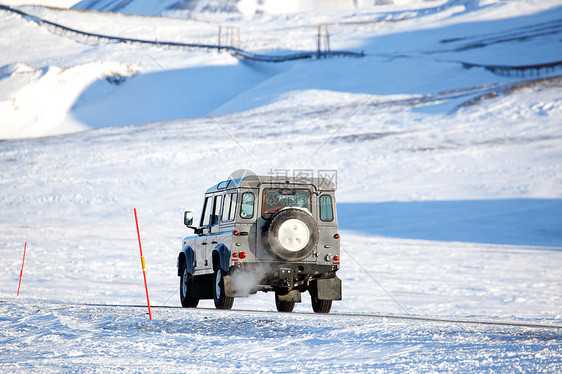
left=212, top=244, right=231, bottom=272
left=178, top=245, right=195, bottom=276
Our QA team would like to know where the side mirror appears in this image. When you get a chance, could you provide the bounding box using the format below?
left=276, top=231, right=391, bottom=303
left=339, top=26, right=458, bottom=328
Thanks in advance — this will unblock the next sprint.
left=184, top=210, right=194, bottom=227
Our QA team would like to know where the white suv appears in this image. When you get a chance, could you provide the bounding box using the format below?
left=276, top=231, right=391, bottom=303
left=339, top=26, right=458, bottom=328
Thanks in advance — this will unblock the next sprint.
left=177, top=175, right=341, bottom=313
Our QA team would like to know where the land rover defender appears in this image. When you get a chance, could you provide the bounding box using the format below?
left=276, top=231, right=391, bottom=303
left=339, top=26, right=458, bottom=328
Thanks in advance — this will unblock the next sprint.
left=177, top=175, right=341, bottom=313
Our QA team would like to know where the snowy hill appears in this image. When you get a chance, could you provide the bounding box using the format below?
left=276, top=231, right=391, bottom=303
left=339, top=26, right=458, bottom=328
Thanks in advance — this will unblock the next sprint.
left=2, top=0, right=561, bottom=139
left=0, top=0, right=561, bottom=371
left=73, top=0, right=404, bottom=16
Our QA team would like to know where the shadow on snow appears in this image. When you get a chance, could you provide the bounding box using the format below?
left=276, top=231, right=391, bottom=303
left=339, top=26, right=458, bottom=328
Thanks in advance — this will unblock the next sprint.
left=337, top=199, right=562, bottom=248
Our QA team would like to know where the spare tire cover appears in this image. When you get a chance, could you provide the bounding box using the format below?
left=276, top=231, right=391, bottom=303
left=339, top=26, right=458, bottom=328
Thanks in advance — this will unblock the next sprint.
left=264, top=208, right=319, bottom=261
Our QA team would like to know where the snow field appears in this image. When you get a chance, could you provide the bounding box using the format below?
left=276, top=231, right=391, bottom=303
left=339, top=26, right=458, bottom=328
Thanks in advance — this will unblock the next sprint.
left=1, top=0, right=561, bottom=372
left=1, top=73, right=560, bottom=316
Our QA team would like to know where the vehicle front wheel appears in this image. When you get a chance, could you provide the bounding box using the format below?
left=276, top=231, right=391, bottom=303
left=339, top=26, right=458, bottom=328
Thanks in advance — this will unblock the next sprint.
left=214, top=267, right=234, bottom=310
left=180, top=267, right=199, bottom=308
left=311, top=292, right=332, bottom=314
left=275, top=292, right=295, bottom=313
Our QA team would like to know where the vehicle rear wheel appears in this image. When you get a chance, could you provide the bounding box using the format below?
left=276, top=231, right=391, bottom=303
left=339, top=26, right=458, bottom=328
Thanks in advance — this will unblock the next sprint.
left=214, top=267, right=234, bottom=310
left=275, top=292, right=295, bottom=312
left=311, top=292, right=332, bottom=314
left=180, top=267, right=199, bottom=308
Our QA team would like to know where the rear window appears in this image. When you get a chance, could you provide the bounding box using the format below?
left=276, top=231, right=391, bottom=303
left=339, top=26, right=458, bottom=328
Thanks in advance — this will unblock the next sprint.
left=319, top=195, right=334, bottom=221
left=240, top=192, right=255, bottom=219
left=262, top=189, right=311, bottom=218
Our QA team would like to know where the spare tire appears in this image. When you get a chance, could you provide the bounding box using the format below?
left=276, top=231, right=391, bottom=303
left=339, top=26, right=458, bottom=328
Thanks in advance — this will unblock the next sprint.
left=264, top=208, right=319, bottom=261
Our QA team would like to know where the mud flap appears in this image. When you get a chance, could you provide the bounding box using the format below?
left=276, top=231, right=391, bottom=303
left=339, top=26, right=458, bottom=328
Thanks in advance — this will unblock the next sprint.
left=223, top=273, right=236, bottom=298
left=277, top=289, right=302, bottom=303
left=191, top=274, right=213, bottom=300
left=316, top=275, right=342, bottom=300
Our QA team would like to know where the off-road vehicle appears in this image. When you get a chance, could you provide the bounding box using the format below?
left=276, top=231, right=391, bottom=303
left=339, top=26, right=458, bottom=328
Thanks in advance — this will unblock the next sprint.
left=177, top=175, right=341, bottom=313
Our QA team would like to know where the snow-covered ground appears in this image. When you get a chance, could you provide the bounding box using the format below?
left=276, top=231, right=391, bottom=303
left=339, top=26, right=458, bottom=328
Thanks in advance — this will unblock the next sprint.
left=2, top=300, right=561, bottom=373
left=1, top=0, right=561, bottom=372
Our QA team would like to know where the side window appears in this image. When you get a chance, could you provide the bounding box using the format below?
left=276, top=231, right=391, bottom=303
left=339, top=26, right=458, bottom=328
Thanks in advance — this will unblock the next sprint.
left=228, top=193, right=238, bottom=221
left=240, top=192, right=255, bottom=219
left=201, top=196, right=213, bottom=226
left=319, top=195, right=334, bottom=222
left=211, top=195, right=222, bottom=226
left=222, top=193, right=232, bottom=222
left=221, top=193, right=237, bottom=223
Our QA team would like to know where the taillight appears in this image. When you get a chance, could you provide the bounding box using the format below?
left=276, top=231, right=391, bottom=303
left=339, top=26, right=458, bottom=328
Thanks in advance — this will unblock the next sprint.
left=233, top=230, right=239, bottom=236
left=334, top=255, right=340, bottom=261
left=334, top=233, right=340, bottom=239
left=239, top=252, right=246, bottom=259
left=232, top=252, right=239, bottom=258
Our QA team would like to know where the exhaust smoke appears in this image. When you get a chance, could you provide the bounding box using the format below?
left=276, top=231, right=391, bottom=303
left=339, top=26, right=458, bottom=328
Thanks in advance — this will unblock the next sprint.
left=230, top=264, right=273, bottom=296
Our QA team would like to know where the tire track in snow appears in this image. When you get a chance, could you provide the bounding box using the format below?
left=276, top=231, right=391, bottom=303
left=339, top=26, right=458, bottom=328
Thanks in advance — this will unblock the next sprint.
left=75, top=302, right=562, bottom=330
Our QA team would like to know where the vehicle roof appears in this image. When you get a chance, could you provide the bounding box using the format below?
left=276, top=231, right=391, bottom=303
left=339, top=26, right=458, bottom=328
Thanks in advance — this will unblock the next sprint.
left=205, top=175, right=335, bottom=194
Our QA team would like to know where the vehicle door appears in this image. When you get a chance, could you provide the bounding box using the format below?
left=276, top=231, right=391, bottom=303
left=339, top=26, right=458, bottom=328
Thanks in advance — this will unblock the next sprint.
left=195, top=194, right=215, bottom=272
left=203, top=194, right=223, bottom=268
left=218, top=190, right=238, bottom=250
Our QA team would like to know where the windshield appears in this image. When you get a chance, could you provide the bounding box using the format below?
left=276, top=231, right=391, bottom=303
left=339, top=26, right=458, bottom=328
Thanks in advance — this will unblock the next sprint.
left=262, top=189, right=311, bottom=218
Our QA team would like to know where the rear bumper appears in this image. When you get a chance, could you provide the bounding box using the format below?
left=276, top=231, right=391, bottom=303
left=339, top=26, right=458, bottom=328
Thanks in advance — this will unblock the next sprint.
left=231, top=261, right=338, bottom=279
left=227, top=261, right=339, bottom=297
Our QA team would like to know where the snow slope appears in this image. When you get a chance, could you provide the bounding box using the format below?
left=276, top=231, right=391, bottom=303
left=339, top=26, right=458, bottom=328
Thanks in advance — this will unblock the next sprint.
left=72, top=0, right=425, bottom=17
left=0, top=0, right=561, bottom=372
left=1, top=1, right=561, bottom=138
left=0, top=0, right=78, bottom=7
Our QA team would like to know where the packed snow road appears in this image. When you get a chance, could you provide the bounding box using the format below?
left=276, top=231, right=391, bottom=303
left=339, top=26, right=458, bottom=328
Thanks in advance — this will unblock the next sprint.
left=1, top=298, right=560, bottom=373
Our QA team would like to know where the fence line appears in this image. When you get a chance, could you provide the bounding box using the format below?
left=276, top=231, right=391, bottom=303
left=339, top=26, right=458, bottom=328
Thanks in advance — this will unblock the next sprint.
left=1, top=5, right=364, bottom=63
left=461, top=60, right=562, bottom=78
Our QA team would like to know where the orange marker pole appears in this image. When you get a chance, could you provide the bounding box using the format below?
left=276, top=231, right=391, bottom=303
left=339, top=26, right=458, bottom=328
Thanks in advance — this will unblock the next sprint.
left=134, top=209, right=152, bottom=320
left=17, top=242, right=27, bottom=296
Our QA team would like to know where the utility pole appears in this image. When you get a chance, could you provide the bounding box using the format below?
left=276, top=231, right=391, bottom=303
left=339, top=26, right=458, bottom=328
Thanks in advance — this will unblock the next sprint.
left=316, top=24, right=331, bottom=59
left=218, top=25, right=240, bottom=50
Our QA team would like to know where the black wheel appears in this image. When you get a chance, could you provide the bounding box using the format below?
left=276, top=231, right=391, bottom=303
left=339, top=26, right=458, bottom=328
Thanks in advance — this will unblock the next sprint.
left=180, top=267, right=199, bottom=308
left=264, top=208, right=319, bottom=261
left=214, top=267, right=234, bottom=310
left=275, top=292, right=295, bottom=313
left=310, top=289, right=332, bottom=314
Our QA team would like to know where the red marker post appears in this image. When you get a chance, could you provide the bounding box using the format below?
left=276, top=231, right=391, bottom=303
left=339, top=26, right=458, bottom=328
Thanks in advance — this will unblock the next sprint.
left=17, top=242, right=27, bottom=296
left=134, top=209, right=152, bottom=320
